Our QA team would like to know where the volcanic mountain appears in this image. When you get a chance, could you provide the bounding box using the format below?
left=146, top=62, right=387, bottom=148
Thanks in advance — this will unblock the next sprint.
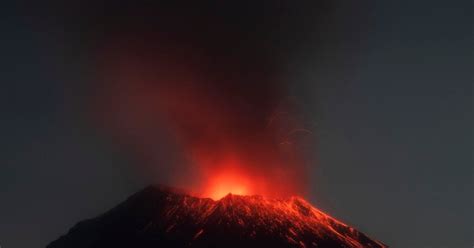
left=48, top=186, right=386, bottom=248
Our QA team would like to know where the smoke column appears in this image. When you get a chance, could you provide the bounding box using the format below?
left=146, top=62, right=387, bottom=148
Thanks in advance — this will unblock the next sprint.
left=78, top=1, right=323, bottom=199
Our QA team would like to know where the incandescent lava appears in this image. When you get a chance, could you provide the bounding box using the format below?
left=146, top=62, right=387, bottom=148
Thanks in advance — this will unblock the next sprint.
left=48, top=186, right=387, bottom=248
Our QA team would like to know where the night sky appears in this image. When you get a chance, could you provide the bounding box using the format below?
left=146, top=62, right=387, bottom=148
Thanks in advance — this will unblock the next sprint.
left=1, top=1, right=472, bottom=248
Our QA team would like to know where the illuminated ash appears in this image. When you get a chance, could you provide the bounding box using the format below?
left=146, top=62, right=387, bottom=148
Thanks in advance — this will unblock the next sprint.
left=48, top=186, right=387, bottom=248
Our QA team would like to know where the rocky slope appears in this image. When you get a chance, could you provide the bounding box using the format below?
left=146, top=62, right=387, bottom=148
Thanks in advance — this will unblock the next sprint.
left=48, top=186, right=386, bottom=248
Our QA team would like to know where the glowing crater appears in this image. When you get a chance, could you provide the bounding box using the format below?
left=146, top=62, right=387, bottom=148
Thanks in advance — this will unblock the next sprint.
left=203, top=171, right=253, bottom=200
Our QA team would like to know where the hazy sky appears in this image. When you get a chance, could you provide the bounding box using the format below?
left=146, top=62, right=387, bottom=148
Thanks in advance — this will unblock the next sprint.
left=1, top=1, right=472, bottom=248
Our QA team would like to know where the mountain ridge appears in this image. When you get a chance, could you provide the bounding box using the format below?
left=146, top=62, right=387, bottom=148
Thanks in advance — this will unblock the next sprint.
left=48, top=185, right=387, bottom=248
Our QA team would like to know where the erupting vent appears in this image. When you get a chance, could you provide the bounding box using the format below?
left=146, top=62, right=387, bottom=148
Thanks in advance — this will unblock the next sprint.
left=49, top=186, right=387, bottom=248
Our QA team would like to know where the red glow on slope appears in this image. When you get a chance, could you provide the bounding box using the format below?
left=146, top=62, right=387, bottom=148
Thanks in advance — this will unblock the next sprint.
left=149, top=187, right=388, bottom=248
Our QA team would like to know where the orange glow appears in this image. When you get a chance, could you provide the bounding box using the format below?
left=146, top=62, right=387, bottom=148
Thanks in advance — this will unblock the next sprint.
left=97, top=42, right=310, bottom=200
left=192, top=154, right=305, bottom=199
left=203, top=171, right=251, bottom=200
left=153, top=187, right=388, bottom=248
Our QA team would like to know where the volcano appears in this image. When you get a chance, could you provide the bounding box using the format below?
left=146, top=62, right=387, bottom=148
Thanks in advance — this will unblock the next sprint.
left=48, top=186, right=386, bottom=248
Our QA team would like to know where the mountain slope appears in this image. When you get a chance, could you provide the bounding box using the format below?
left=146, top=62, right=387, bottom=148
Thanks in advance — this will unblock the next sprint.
left=48, top=186, right=387, bottom=248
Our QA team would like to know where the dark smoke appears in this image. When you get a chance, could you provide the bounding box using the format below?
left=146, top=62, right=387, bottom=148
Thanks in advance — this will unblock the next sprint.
left=59, top=1, right=333, bottom=197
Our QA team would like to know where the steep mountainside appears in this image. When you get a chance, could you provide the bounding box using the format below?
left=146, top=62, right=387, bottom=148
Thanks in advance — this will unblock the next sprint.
left=48, top=186, right=387, bottom=248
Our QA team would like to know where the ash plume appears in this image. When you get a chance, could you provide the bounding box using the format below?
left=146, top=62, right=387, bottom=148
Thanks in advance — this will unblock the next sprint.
left=62, top=1, right=331, bottom=198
